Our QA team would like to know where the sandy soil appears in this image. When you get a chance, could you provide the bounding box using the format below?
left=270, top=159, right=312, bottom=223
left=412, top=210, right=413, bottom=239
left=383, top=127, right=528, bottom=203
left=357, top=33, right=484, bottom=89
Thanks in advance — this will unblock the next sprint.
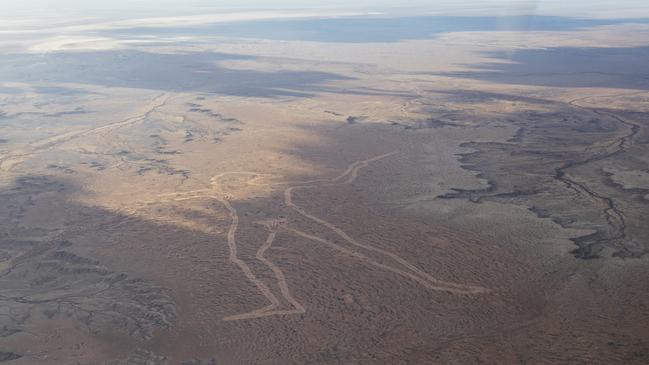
left=0, top=14, right=648, bottom=365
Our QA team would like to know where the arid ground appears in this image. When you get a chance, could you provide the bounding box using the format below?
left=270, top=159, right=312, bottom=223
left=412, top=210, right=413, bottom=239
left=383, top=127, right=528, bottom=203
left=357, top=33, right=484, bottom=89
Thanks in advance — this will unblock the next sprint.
left=1, top=11, right=649, bottom=365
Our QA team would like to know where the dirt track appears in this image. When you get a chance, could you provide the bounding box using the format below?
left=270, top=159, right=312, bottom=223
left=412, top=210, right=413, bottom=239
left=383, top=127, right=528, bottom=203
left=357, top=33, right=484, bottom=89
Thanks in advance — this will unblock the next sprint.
left=135, top=150, right=487, bottom=322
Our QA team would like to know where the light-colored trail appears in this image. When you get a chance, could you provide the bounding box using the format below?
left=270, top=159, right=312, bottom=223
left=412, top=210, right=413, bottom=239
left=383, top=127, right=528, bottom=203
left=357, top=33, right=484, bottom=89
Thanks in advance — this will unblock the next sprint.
left=224, top=224, right=306, bottom=321
left=284, top=152, right=487, bottom=295
left=285, top=227, right=480, bottom=294
left=212, top=172, right=308, bottom=320
left=153, top=194, right=302, bottom=321
left=138, top=150, right=487, bottom=321
left=217, top=196, right=286, bottom=321
left=255, top=223, right=306, bottom=315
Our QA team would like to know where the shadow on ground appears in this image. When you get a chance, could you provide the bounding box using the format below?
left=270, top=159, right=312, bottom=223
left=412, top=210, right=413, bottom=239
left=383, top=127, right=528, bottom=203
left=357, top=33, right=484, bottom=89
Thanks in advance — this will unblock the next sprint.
left=102, top=15, right=649, bottom=43
left=0, top=50, right=352, bottom=97
left=438, top=46, right=649, bottom=90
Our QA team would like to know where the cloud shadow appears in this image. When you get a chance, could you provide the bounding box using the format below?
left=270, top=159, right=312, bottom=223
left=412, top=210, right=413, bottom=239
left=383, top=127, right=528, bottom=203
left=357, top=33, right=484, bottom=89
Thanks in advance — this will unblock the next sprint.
left=438, top=46, right=649, bottom=90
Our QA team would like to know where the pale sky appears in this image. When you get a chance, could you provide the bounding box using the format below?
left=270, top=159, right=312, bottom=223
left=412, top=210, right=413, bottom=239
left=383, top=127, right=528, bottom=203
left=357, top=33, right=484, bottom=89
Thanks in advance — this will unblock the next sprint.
left=1, top=0, right=648, bottom=21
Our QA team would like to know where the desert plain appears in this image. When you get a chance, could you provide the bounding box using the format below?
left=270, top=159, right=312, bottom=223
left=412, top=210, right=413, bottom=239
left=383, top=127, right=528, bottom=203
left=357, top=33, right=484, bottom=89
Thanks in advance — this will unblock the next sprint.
left=0, top=10, right=649, bottom=365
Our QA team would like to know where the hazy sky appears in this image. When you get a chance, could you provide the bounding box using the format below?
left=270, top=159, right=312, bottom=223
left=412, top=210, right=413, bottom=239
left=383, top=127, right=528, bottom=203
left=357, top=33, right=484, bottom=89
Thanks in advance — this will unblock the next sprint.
left=1, top=0, right=648, bottom=20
